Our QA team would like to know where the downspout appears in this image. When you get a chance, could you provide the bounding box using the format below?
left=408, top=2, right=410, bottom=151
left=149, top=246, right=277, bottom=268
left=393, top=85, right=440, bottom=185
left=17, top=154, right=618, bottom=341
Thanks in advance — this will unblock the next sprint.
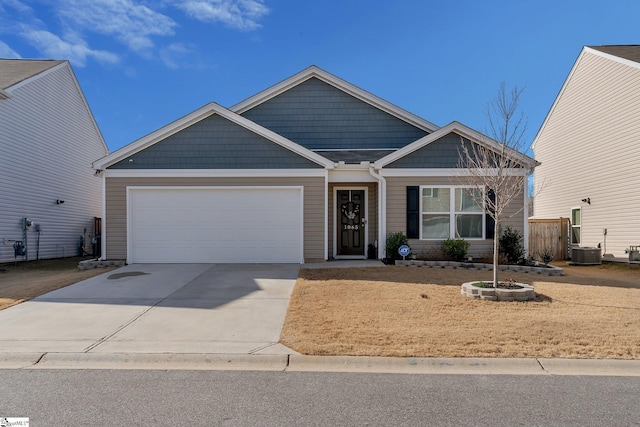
left=523, top=168, right=532, bottom=258
left=98, top=169, right=106, bottom=261
left=324, top=169, right=329, bottom=261
left=369, top=166, right=386, bottom=259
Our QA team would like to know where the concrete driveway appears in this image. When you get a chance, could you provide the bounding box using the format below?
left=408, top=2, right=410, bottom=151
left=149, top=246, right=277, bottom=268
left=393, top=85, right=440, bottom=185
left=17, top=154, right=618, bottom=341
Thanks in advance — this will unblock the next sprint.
left=0, top=263, right=299, bottom=355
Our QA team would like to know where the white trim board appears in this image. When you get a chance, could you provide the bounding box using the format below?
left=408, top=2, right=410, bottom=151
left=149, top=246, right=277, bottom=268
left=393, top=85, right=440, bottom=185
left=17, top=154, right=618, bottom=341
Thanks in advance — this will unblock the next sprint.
left=94, top=102, right=334, bottom=170
left=230, top=65, right=440, bottom=133
left=105, top=169, right=328, bottom=178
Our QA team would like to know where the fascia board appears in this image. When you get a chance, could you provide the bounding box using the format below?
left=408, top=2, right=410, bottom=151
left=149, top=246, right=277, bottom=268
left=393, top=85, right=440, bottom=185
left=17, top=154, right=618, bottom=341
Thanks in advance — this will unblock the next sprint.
left=0, top=89, right=10, bottom=99
left=534, top=46, right=640, bottom=151
left=586, top=46, right=640, bottom=71
left=379, top=168, right=529, bottom=177
left=93, top=102, right=334, bottom=170
left=3, top=60, right=65, bottom=92
left=231, top=65, right=440, bottom=133
left=374, top=122, right=459, bottom=168
left=104, top=169, right=328, bottom=178
left=64, top=62, right=109, bottom=155
left=217, top=104, right=335, bottom=168
left=93, top=102, right=219, bottom=169
left=531, top=47, right=587, bottom=151
left=375, top=121, right=537, bottom=170
left=5, top=60, right=109, bottom=155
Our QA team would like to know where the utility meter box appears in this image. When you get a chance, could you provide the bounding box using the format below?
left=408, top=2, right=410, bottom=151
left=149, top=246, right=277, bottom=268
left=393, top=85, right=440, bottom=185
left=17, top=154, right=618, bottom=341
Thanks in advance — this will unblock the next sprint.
left=13, top=241, right=26, bottom=256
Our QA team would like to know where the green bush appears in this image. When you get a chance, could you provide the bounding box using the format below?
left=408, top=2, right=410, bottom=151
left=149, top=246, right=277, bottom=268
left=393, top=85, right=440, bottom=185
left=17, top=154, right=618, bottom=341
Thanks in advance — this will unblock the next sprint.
left=499, top=226, right=525, bottom=264
left=385, top=232, right=408, bottom=260
left=440, top=238, right=470, bottom=261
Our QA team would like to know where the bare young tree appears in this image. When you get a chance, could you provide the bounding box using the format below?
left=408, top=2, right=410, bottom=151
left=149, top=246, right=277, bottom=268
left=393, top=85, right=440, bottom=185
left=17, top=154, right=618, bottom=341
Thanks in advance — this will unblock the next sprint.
left=456, top=83, right=536, bottom=287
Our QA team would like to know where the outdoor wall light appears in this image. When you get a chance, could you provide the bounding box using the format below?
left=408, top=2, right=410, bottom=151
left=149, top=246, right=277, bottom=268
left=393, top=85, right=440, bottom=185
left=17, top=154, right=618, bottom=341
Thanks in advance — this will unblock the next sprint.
left=581, top=197, right=591, bottom=205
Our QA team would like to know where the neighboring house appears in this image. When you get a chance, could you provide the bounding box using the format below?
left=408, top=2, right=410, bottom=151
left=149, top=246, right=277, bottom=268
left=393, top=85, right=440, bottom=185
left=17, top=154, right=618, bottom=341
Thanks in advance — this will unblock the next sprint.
left=0, top=59, right=108, bottom=263
left=93, top=66, right=536, bottom=264
left=532, top=45, right=640, bottom=258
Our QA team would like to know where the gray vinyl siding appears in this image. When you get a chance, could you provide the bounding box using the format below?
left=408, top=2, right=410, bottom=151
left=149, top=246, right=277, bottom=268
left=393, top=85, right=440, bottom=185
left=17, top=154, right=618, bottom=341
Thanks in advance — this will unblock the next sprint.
left=240, top=77, right=429, bottom=150
left=386, top=133, right=476, bottom=168
left=328, top=183, right=378, bottom=258
left=385, top=176, right=525, bottom=258
left=533, top=49, right=640, bottom=257
left=104, top=176, right=326, bottom=262
left=108, top=114, right=322, bottom=169
left=0, top=63, right=107, bottom=263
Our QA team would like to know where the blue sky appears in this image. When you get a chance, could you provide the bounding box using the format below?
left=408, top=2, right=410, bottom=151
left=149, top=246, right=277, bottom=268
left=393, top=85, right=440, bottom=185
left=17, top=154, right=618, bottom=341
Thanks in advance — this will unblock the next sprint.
left=1, top=0, right=639, bottom=154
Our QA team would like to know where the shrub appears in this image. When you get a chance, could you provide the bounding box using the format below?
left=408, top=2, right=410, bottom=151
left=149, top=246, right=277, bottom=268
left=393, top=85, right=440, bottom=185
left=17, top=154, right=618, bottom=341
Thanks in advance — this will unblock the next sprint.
left=385, top=232, right=408, bottom=260
left=440, top=238, right=470, bottom=261
left=499, top=226, right=525, bottom=264
left=538, top=248, right=554, bottom=265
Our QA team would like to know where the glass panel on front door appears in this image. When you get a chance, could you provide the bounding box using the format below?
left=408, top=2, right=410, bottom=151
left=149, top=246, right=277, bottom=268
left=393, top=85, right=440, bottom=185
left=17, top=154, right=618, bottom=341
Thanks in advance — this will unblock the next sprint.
left=337, top=190, right=365, bottom=256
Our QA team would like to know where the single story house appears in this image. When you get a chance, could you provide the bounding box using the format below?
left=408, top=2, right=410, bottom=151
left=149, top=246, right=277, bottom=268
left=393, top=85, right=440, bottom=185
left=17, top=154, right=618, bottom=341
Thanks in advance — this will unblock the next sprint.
left=93, top=66, right=536, bottom=264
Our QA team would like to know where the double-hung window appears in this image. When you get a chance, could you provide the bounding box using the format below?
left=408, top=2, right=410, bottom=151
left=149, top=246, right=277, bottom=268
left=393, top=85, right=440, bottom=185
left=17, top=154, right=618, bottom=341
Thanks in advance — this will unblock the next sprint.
left=571, top=207, right=581, bottom=244
left=421, top=186, right=484, bottom=239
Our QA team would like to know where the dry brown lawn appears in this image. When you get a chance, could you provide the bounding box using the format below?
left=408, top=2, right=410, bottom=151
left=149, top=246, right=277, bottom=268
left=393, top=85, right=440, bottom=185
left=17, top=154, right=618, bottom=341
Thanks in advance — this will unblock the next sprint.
left=280, top=263, right=640, bottom=359
left=0, top=257, right=116, bottom=310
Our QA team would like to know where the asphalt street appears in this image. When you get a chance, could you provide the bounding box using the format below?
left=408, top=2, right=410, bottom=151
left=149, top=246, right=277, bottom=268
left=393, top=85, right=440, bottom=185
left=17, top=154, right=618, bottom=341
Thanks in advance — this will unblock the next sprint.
left=1, top=369, right=638, bottom=426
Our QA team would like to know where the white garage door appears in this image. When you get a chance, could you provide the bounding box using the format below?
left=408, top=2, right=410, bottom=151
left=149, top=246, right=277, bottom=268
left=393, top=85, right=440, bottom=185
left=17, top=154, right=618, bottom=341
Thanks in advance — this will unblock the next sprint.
left=128, top=187, right=303, bottom=263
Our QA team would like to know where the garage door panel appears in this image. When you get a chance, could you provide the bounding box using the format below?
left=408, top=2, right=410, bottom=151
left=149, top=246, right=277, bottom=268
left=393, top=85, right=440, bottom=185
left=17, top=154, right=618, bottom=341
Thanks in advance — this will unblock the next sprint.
left=129, top=187, right=303, bottom=263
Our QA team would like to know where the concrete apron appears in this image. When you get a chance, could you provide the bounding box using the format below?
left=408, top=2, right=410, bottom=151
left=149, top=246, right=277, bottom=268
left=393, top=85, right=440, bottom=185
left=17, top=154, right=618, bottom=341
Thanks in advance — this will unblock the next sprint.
left=0, top=263, right=300, bottom=356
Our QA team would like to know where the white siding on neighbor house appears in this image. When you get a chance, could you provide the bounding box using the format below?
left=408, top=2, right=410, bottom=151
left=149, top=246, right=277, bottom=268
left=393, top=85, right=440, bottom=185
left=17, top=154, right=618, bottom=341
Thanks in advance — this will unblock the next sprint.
left=533, top=48, right=640, bottom=257
left=0, top=63, right=108, bottom=262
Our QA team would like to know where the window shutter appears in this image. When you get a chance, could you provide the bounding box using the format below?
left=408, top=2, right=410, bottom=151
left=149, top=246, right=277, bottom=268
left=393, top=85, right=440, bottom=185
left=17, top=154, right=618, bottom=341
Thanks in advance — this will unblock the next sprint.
left=406, top=186, right=419, bottom=239
left=486, top=189, right=495, bottom=239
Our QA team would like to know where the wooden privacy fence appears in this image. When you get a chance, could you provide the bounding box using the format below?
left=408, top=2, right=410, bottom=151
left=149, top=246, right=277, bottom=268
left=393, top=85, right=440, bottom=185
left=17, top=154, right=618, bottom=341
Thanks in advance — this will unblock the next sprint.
left=528, top=218, right=570, bottom=261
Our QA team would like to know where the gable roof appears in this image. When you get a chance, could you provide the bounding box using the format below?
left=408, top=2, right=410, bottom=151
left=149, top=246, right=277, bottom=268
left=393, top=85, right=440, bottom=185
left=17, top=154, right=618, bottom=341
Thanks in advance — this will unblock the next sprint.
left=375, top=121, right=538, bottom=170
left=93, top=102, right=335, bottom=170
left=0, top=59, right=65, bottom=98
left=532, top=45, right=640, bottom=150
left=231, top=65, right=439, bottom=133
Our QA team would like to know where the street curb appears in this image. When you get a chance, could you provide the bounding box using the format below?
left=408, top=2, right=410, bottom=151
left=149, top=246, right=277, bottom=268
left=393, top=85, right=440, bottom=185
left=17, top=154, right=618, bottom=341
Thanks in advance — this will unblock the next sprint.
left=25, top=353, right=289, bottom=371
left=538, top=358, right=640, bottom=377
left=1, top=353, right=639, bottom=375
left=286, top=355, right=545, bottom=375
left=0, top=352, right=45, bottom=369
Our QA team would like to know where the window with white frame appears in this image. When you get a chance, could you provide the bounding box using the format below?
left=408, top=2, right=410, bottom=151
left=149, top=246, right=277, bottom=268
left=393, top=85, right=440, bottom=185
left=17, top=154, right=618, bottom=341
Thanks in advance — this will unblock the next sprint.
left=421, top=186, right=484, bottom=239
left=571, top=207, right=581, bottom=244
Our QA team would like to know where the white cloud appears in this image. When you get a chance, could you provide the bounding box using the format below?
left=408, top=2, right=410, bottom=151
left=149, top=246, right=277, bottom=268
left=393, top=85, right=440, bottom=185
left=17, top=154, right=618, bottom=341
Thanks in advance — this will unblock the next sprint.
left=0, top=40, right=22, bottom=58
left=58, top=0, right=177, bottom=54
left=20, top=28, right=119, bottom=66
left=172, top=0, right=269, bottom=30
left=0, top=0, right=33, bottom=14
left=159, top=42, right=191, bottom=69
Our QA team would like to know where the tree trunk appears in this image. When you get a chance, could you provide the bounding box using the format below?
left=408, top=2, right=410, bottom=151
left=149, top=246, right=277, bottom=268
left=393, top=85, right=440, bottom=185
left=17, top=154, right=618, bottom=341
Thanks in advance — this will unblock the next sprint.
left=493, top=219, right=499, bottom=288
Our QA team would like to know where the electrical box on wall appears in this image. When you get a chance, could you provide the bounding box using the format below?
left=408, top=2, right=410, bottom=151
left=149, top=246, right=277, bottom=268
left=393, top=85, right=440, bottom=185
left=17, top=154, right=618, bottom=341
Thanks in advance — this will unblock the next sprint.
left=35, top=224, right=42, bottom=232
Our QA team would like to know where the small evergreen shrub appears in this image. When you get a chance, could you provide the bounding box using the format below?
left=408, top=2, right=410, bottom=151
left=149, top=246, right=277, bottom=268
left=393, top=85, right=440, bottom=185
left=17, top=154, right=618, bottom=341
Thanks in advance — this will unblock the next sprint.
left=385, top=232, right=409, bottom=260
left=440, top=238, right=470, bottom=261
left=499, top=226, right=525, bottom=264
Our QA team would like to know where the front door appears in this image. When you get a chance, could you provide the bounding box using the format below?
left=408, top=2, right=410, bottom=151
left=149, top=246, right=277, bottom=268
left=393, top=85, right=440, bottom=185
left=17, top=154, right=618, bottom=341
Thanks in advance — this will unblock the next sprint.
left=337, top=189, right=365, bottom=256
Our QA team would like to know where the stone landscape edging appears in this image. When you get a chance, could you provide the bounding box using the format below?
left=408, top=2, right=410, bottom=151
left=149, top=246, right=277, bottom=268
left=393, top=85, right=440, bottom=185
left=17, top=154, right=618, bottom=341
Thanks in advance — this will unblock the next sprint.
left=396, top=260, right=563, bottom=276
